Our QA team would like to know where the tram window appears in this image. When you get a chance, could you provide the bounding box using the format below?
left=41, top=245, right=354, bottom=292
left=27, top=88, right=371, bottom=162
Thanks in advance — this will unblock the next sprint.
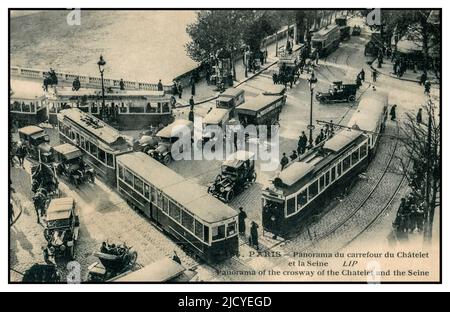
left=169, top=201, right=181, bottom=222
left=336, top=163, right=342, bottom=177
left=286, top=197, right=296, bottom=216
left=212, top=225, right=226, bottom=241
left=118, top=165, right=124, bottom=180
left=325, top=171, right=330, bottom=186
left=204, top=226, right=210, bottom=244
left=352, top=150, right=359, bottom=165
left=151, top=187, right=157, bottom=204
left=181, top=210, right=195, bottom=233
left=163, top=102, right=170, bottom=113
left=30, top=102, right=36, bottom=113
left=297, top=189, right=308, bottom=209
left=75, top=133, right=80, bottom=145
left=134, top=176, right=143, bottom=194
left=343, top=155, right=351, bottom=172
left=319, top=175, right=325, bottom=191
left=227, top=221, right=236, bottom=236
left=91, top=103, right=98, bottom=114
left=90, top=143, right=98, bottom=157
left=120, top=103, right=127, bottom=113
left=124, top=169, right=134, bottom=186
left=308, top=180, right=319, bottom=200
left=80, top=136, right=85, bottom=150
left=360, top=143, right=368, bottom=158
left=98, top=148, right=106, bottom=164
left=106, top=153, right=114, bottom=167
left=331, top=167, right=336, bottom=182
left=162, top=196, right=169, bottom=213
left=144, top=183, right=150, bottom=200
left=194, top=220, right=203, bottom=240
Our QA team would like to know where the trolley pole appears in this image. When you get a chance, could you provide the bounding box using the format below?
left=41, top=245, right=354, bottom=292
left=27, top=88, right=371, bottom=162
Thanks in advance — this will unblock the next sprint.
left=97, top=55, right=107, bottom=121
left=307, top=73, right=318, bottom=148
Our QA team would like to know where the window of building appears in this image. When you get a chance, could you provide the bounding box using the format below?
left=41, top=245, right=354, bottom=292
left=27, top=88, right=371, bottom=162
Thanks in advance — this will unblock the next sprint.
left=169, top=201, right=181, bottom=222
left=297, top=189, right=308, bottom=209
left=194, top=220, right=203, bottom=240
left=352, top=149, right=359, bottom=165
left=308, top=180, right=319, bottom=200
left=343, top=155, right=351, bottom=172
left=360, top=142, right=368, bottom=159
left=181, top=210, right=194, bottom=233
left=134, top=176, right=143, bottom=194
left=212, top=225, right=225, bottom=241
left=286, top=197, right=296, bottom=215
left=98, top=148, right=106, bottom=164
left=124, top=169, right=133, bottom=186
left=227, top=222, right=236, bottom=236
left=106, top=153, right=114, bottom=167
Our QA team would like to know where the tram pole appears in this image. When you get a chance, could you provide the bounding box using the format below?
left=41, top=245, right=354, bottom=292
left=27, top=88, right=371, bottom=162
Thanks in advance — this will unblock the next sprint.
left=308, top=73, right=317, bottom=148
left=97, top=55, right=107, bottom=121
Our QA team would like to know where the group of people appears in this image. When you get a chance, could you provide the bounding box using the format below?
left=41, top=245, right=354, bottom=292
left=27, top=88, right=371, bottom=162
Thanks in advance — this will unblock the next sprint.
left=238, top=207, right=260, bottom=250
left=393, top=191, right=426, bottom=239
left=100, top=241, right=128, bottom=256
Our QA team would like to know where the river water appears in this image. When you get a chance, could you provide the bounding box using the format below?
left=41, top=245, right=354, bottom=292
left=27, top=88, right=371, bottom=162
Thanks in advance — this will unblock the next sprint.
left=10, top=10, right=198, bottom=84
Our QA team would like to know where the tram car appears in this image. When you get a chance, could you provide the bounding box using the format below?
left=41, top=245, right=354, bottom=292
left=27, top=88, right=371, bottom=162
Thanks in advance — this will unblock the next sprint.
left=116, top=152, right=239, bottom=263
left=49, top=88, right=174, bottom=130
left=311, top=24, right=341, bottom=58
left=335, top=15, right=351, bottom=41
left=10, top=90, right=48, bottom=127
left=262, top=92, right=389, bottom=237
left=235, top=94, right=286, bottom=130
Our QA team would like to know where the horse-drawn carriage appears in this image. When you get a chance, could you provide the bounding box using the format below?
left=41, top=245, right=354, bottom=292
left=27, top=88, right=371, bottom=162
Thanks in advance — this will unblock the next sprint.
left=87, top=242, right=138, bottom=282
left=18, top=126, right=53, bottom=163
left=52, top=143, right=95, bottom=186
left=31, top=163, right=59, bottom=223
left=273, top=50, right=301, bottom=87
left=42, top=69, right=58, bottom=92
left=43, top=197, right=80, bottom=260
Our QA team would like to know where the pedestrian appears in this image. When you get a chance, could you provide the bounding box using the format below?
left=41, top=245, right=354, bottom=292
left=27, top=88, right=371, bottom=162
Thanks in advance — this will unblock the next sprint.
left=372, top=69, right=378, bottom=82
left=177, top=82, right=183, bottom=99
left=188, top=108, right=194, bottom=122
left=189, top=96, right=195, bottom=111
left=416, top=108, right=423, bottom=124
left=315, top=50, right=320, bottom=65
left=9, top=201, right=14, bottom=226
left=356, top=75, right=362, bottom=88
left=238, top=207, right=247, bottom=235
left=393, top=61, right=399, bottom=76
left=297, top=131, right=307, bottom=155
left=172, top=251, right=182, bottom=265
left=360, top=68, right=365, bottom=81
left=119, top=78, right=125, bottom=90
left=191, top=81, right=196, bottom=96
left=390, top=104, right=397, bottom=121
left=290, top=150, right=298, bottom=161
left=157, top=79, right=163, bottom=91
left=17, top=143, right=27, bottom=168
left=280, top=153, right=289, bottom=170
left=250, top=221, right=259, bottom=250
left=233, top=132, right=238, bottom=151
left=424, top=79, right=431, bottom=95
left=419, top=72, right=427, bottom=86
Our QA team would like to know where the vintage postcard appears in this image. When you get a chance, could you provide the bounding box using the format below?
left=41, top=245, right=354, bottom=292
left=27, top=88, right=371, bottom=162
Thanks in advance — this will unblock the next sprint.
left=8, top=8, right=441, bottom=284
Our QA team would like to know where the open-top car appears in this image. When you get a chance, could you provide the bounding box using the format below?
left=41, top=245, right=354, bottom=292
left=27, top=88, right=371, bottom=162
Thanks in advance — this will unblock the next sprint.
left=43, top=197, right=80, bottom=260
left=18, top=125, right=53, bottom=162
left=148, top=119, right=194, bottom=165
left=52, top=143, right=95, bottom=186
left=208, top=151, right=256, bottom=203
left=316, top=81, right=358, bottom=104
left=352, top=25, right=361, bottom=36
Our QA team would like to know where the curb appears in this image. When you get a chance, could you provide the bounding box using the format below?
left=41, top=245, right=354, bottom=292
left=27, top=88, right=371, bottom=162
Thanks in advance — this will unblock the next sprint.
left=368, top=59, right=439, bottom=85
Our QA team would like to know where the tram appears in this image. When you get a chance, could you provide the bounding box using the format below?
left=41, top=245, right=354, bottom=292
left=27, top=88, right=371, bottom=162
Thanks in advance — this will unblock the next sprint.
left=311, top=24, right=341, bottom=58
left=49, top=88, right=174, bottom=130
left=262, top=92, right=389, bottom=237
left=116, top=152, right=239, bottom=263
left=10, top=89, right=48, bottom=127
left=57, top=108, right=133, bottom=186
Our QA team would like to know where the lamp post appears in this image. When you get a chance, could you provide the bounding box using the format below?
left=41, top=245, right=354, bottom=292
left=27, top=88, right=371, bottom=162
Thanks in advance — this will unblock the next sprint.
left=97, top=55, right=106, bottom=120
left=307, top=71, right=318, bottom=148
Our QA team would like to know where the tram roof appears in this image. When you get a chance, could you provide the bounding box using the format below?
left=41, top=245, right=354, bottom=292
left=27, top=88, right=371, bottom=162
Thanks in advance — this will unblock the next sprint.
left=52, top=143, right=83, bottom=160
left=347, top=91, right=388, bottom=133
left=56, top=88, right=166, bottom=99
left=323, top=130, right=362, bottom=153
left=278, top=162, right=315, bottom=186
left=220, top=88, right=244, bottom=98
left=236, top=95, right=283, bottom=113
left=111, top=258, right=185, bottom=282
left=203, top=107, right=229, bottom=125
left=58, top=108, right=131, bottom=148
left=116, top=152, right=237, bottom=223
left=313, top=25, right=339, bottom=38
left=18, top=125, right=44, bottom=136
left=262, top=84, right=286, bottom=96
left=156, top=119, right=193, bottom=138
left=47, top=197, right=74, bottom=221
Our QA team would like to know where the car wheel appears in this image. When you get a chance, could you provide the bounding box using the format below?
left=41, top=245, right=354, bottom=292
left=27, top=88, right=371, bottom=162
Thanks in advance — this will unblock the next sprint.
left=128, top=251, right=138, bottom=267
left=225, top=190, right=235, bottom=203
left=163, top=154, right=172, bottom=166
left=348, top=95, right=356, bottom=102
left=251, top=172, right=257, bottom=183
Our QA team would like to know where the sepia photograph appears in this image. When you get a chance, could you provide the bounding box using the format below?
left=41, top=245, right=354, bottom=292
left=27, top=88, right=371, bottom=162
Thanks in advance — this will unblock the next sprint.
left=7, top=7, right=442, bottom=285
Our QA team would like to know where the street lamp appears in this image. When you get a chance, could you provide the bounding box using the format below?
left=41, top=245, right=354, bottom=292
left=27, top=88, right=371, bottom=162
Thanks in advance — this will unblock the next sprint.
left=97, top=55, right=106, bottom=120
left=307, top=71, right=318, bottom=148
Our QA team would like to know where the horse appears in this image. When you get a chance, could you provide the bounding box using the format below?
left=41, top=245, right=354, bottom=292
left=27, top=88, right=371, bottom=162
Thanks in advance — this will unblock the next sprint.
left=42, top=72, right=58, bottom=92
left=33, top=187, right=49, bottom=223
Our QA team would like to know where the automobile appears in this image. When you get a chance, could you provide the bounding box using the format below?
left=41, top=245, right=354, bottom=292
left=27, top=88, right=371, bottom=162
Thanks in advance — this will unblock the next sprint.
left=52, top=143, right=95, bottom=185
left=148, top=119, right=194, bottom=165
left=21, top=264, right=60, bottom=283
left=43, top=197, right=80, bottom=260
left=235, top=94, right=286, bottom=130
left=18, top=125, right=53, bottom=162
left=352, top=25, right=361, bottom=36
left=208, top=151, right=257, bottom=203
left=134, top=134, right=158, bottom=153
left=364, top=31, right=383, bottom=56
left=87, top=242, right=138, bottom=282
left=315, top=81, right=358, bottom=104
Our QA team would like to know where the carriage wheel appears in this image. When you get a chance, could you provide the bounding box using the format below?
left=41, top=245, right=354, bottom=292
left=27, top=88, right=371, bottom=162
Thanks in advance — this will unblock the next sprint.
left=163, top=154, right=172, bottom=166
left=250, top=172, right=257, bottom=183
left=128, top=251, right=138, bottom=268
left=225, top=190, right=235, bottom=203
left=348, top=95, right=356, bottom=102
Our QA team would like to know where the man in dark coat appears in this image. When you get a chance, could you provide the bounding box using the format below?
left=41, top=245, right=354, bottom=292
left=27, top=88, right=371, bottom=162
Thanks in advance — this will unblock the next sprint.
left=297, top=131, right=307, bottom=155
left=189, top=96, right=195, bottom=111
left=280, top=153, right=289, bottom=170
left=119, top=79, right=125, bottom=90
left=390, top=104, right=397, bottom=121
left=157, top=79, right=163, bottom=91
left=177, top=82, right=183, bottom=99
left=359, top=68, right=365, bottom=81
left=250, top=221, right=259, bottom=250
left=238, top=207, right=247, bottom=235
left=419, top=72, right=427, bottom=85
left=424, top=80, right=431, bottom=94
left=416, top=108, right=423, bottom=124
left=290, top=150, right=298, bottom=161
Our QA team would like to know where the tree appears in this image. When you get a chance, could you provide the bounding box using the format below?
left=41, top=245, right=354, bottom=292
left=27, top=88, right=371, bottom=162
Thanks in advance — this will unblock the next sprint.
left=242, top=11, right=278, bottom=53
left=398, top=100, right=441, bottom=244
